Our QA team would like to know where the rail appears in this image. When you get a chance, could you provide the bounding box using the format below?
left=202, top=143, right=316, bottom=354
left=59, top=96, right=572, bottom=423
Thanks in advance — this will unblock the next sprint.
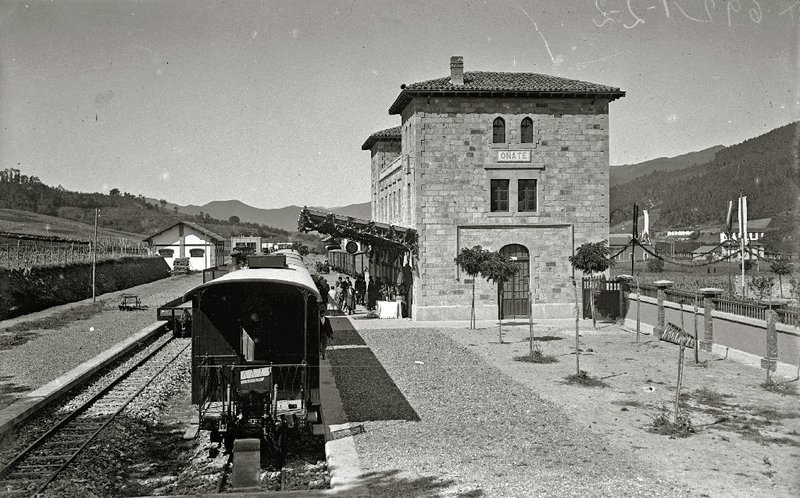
left=712, top=297, right=767, bottom=321
left=636, top=284, right=658, bottom=299
left=0, top=335, right=188, bottom=496
left=664, top=288, right=699, bottom=304
left=776, top=308, right=800, bottom=327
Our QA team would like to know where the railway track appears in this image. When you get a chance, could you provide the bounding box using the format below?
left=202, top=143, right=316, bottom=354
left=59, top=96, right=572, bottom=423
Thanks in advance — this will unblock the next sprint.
left=0, top=335, right=189, bottom=497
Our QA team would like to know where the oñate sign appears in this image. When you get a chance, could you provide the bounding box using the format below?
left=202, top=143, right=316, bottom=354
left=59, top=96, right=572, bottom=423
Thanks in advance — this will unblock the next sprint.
left=497, top=150, right=531, bottom=163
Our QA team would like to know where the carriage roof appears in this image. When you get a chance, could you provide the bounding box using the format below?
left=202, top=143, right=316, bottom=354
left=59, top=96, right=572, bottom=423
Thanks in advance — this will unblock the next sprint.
left=183, top=260, right=322, bottom=303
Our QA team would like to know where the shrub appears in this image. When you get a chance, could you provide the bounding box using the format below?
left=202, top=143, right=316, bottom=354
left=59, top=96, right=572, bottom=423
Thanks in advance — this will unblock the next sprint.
left=514, top=349, right=558, bottom=364
left=646, top=257, right=665, bottom=273
left=649, top=411, right=695, bottom=437
left=564, top=370, right=608, bottom=387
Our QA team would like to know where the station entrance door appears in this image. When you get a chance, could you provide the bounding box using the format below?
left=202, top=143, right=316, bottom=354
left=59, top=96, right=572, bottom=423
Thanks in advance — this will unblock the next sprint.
left=499, top=244, right=530, bottom=319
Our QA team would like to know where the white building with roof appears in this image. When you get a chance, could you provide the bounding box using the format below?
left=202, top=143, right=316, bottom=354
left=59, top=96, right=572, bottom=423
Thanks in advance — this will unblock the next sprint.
left=143, top=221, right=226, bottom=271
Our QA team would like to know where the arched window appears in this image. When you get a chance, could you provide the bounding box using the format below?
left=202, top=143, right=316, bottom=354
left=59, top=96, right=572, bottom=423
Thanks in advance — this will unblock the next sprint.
left=520, top=117, right=533, bottom=143
left=493, top=117, right=505, bottom=143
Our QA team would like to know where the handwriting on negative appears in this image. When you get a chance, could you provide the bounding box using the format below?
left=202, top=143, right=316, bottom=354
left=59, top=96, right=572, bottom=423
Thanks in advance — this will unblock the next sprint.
left=592, top=0, right=799, bottom=30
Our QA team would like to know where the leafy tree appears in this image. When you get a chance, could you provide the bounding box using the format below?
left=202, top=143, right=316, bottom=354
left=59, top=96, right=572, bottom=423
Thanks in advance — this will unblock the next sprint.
left=568, top=240, right=614, bottom=329
left=455, top=245, right=489, bottom=329
left=229, top=215, right=240, bottom=225
left=770, top=260, right=792, bottom=298
left=647, top=257, right=665, bottom=273
left=748, top=276, right=774, bottom=301
left=109, top=188, right=120, bottom=196
left=159, top=199, right=167, bottom=211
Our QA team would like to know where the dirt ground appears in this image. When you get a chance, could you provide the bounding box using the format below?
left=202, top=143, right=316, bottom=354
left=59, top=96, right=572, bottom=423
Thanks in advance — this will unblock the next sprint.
left=438, top=320, right=800, bottom=498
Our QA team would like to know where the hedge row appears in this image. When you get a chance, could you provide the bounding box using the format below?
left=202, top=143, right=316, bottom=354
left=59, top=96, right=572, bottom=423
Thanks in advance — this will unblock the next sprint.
left=0, top=257, right=170, bottom=320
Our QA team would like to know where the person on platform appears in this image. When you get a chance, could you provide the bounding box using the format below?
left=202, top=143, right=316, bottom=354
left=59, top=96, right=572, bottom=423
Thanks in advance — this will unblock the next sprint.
left=355, top=274, right=366, bottom=305
left=346, top=284, right=356, bottom=315
left=367, top=276, right=378, bottom=310
left=333, top=281, right=343, bottom=314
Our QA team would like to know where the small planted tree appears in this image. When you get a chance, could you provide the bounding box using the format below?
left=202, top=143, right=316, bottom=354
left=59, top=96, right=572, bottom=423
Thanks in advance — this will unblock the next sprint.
left=770, top=260, right=792, bottom=299
left=480, top=252, right=517, bottom=344
left=455, top=246, right=490, bottom=329
left=647, top=257, right=665, bottom=273
left=568, top=240, right=615, bottom=329
left=748, top=276, right=774, bottom=302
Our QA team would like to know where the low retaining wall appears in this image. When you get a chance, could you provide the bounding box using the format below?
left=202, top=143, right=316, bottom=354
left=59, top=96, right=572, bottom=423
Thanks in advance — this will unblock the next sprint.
left=623, top=292, right=800, bottom=378
left=0, top=256, right=170, bottom=320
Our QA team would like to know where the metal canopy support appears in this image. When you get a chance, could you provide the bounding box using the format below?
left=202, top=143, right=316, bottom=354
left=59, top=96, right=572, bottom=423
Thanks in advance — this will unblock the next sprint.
left=297, top=206, right=418, bottom=256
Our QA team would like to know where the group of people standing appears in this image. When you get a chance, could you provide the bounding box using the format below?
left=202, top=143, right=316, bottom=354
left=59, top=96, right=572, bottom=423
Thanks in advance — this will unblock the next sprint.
left=326, top=273, right=402, bottom=315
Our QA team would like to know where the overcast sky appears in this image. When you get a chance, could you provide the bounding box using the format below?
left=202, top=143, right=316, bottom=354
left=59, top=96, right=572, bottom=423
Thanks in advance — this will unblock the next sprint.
left=1, top=0, right=797, bottom=209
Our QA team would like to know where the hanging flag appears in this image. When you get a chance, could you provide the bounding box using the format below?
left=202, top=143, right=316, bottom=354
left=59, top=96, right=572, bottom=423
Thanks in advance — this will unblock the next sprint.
left=642, top=209, right=651, bottom=243
left=738, top=195, right=743, bottom=240
left=725, top=200, right=734, bottom=235
left=742, top=196, right=748, bottom=246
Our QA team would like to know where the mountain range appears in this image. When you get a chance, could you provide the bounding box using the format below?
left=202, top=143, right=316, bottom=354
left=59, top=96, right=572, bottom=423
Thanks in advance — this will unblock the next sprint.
left=148, top=199, right=371, bottom=233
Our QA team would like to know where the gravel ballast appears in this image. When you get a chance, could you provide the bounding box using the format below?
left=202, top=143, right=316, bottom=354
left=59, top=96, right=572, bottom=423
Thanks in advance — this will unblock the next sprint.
left=332, top=322, right=690, bottom=497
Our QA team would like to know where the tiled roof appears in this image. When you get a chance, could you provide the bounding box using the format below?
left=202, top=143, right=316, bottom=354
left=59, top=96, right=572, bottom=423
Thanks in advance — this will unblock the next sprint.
left=389, top=71, right=625, bottom=114
left=144, top=221, right=226, bottom=242
left=361, top=126, right=402, bottom=150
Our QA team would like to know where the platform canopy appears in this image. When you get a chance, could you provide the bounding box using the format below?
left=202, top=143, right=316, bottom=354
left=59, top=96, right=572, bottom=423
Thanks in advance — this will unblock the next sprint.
left=297, top=207, right=418, bottom=256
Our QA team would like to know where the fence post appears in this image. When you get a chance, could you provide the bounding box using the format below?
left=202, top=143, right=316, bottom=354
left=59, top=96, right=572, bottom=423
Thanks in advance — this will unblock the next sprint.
left=616, top=274, right=633, bottom=326
left=653, top=280, right=674, bottom=339
left=698, top=288, right=722, bottom=352
left=761, top=306, right=779, bottom=381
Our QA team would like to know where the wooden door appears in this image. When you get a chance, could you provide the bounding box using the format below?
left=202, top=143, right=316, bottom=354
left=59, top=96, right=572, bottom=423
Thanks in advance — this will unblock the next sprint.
left=499, top=244, right=530, bottom=319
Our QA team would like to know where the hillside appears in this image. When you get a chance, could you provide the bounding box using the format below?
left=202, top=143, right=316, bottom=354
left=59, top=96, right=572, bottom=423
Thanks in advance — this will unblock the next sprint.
left=164, top=199, right=372, bottom=232
left=0, top=178, right=327, bottom=252
left=609, top=121, right=800, bottom=253
left=0, top=208, right=142, bottom=241
left=610, top=145, right=724, bottom=187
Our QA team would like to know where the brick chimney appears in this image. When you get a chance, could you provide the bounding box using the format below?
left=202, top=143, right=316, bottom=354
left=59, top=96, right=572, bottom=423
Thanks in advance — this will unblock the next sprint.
left=450, top=56, right=464, bottom=85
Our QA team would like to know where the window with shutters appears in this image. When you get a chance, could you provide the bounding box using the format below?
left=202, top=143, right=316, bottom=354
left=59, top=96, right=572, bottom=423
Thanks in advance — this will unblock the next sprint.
left=490, top=179, right=509, bottom=212
left=518, top=179, right=537, bottom=212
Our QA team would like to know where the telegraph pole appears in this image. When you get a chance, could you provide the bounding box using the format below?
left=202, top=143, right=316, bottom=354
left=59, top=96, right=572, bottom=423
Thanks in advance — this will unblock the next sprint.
left=92, top=208, right=98, bottom=302
left=631, top=203, right=638, bottom=277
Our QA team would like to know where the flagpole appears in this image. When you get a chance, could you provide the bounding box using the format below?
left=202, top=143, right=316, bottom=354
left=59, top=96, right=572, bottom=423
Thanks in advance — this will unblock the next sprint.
left=739, top=193, right=745, bottom=298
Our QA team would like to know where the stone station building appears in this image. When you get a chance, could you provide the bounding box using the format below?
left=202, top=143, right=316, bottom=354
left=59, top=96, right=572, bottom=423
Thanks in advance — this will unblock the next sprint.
left=361, top=56, right=625, bottom=321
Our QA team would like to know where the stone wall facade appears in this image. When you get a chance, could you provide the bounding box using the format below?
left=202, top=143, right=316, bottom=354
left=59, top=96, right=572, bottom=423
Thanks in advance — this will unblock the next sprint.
left=369, top=140, right=400, bottom=222
left=398, top=97, right=611, bottom=320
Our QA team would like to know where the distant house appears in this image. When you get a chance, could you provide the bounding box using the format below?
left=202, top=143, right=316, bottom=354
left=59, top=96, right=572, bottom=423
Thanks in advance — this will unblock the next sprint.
left=232, top=236, right=262, bottom=253
left=608, top=233, right=652, bottom=263
left=720, top=218, right=771, bottom=260
left=692, top=245, right=722, bottom=261
left=664, top=228, right=697, bottom=239
left=144, top=221, right=226, bottom=271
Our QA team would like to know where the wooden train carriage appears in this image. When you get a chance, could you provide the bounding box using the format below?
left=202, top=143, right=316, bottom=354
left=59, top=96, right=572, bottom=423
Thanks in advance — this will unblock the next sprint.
left=183, top=253, right=322, bottom=438
left=327, top=249, right=368, bottom=276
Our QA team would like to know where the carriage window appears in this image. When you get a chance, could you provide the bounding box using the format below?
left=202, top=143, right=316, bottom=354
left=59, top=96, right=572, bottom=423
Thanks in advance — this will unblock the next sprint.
left=521, top=117, right=533, bottom=143
left=189, top=248, right=205, bottom=257
left=518, top=179, right=537, bottom=212
left=490, top=179, right=509, bottom=212
left=493, top=117, right=505, bottom=143
left=241, top=327, right=255, bottom=362
left=158, top=248, right=174, bottom=257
